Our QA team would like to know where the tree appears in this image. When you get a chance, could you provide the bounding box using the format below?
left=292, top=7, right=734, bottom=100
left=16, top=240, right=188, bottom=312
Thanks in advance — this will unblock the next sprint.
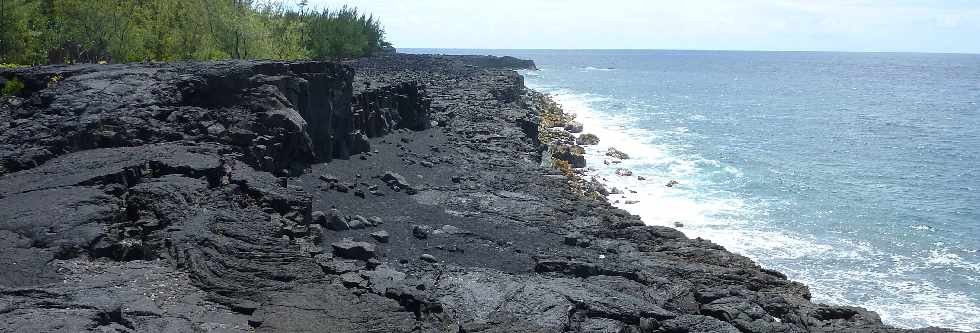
left=0, top=0, right=389, bottom=64
left=1, top=0, right=6, bottom=59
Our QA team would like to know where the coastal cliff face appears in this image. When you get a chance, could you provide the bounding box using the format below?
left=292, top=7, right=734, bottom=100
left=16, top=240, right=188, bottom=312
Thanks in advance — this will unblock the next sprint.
left=0, top=61, right=432, bottom=176
left=0, top=55, right=963, bottom=332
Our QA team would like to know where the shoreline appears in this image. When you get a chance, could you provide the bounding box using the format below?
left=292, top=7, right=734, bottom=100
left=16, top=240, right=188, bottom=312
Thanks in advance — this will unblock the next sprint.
left=0, top=54, right=967, bottom=332
left=528, top=86, right=972, bottom=332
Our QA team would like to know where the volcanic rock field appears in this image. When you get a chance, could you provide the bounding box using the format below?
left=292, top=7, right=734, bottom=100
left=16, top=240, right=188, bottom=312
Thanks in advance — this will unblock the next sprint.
left=0, top=54, right=963, bottom=332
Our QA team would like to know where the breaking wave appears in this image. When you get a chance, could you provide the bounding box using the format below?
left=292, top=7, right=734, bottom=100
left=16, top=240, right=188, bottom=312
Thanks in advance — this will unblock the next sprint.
left=524, top=82, right=980, bottom=331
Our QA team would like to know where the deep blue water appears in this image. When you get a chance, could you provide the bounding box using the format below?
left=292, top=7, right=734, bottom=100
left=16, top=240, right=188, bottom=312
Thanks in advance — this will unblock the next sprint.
left=405, top=49, right=980, bottom=330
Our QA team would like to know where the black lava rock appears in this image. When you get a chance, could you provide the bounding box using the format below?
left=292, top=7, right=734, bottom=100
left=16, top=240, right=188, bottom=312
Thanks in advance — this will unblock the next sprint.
left=370, top=230, right=390, bottom=243
left=331, top=239, right=376, bottom=260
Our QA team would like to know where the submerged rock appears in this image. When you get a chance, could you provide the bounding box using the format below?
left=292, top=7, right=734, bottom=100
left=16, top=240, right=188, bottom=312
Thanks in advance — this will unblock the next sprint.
left=606, top=147, right=630, bottom=159
left=576, top=133, right=600, bottom=145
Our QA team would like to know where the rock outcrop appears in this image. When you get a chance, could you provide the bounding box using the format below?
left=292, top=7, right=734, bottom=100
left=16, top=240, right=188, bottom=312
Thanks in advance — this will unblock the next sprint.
left=0, top=55, right=963, bottom=333
left=1, top=61, right=365, bottom=176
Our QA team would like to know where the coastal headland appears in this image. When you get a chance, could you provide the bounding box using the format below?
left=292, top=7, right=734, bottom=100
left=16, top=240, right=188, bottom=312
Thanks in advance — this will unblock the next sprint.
left=0, top=54, right=965, bottom=332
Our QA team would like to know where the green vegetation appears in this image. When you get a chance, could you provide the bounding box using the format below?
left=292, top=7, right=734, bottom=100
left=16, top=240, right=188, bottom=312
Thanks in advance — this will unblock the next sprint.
left=0, top=0, right=390, bottom=65
left=2, top=77, right=23, bottom=96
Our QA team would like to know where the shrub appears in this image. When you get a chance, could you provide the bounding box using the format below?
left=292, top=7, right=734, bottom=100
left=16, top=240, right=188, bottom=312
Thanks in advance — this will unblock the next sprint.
left=2, top=77, right=25, bottom=96
left=43, top=74, right=63, bottom=88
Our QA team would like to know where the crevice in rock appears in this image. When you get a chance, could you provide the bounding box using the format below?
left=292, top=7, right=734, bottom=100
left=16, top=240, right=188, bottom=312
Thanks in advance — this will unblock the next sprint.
left=534, top=259, right=641, bottom=282
left=91, top=307, right=135, bottom=331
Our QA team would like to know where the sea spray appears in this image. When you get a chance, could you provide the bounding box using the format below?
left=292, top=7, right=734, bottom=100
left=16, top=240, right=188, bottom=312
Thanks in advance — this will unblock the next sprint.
left=523, top=79, right=980, bottom=330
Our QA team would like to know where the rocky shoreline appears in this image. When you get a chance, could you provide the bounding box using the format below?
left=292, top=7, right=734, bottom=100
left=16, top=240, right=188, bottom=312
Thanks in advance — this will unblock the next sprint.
left=0, top=54, right=967, bottom=332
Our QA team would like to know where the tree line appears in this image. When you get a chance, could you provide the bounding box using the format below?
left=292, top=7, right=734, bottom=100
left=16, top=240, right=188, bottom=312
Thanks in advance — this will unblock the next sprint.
left=0, top=0, right=391, bottom=65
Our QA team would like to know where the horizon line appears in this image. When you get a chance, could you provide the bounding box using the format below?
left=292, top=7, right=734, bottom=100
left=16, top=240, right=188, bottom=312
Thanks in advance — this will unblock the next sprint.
left=397, top=47, right=980, bottom=56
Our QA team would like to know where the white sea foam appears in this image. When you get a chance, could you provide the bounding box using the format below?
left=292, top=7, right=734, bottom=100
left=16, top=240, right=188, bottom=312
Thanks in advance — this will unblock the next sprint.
left=547, top=89, right=752, bottom=231
left=528, top=83, right=980, bottom=331
left=927, top=248, right=980, bottom=273
left=910, top=224, right=935, bottom=231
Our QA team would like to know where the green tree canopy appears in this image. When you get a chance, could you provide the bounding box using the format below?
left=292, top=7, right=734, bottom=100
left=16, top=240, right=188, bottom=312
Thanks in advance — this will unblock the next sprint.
left=0, top=0, right=390, bottom=65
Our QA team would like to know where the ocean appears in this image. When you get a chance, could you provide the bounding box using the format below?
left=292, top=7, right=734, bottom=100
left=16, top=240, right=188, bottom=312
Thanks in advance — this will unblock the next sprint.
left=405, top=49, right=980, bottom=330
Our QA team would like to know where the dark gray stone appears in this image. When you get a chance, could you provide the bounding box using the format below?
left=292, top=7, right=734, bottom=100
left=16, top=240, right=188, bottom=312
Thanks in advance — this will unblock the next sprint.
left=349, top=215, right=370, bottom=230
left=319, top=174, right=340, bottom=183
left=576, top=133, right=600, bottom=145
left=323, top=209, right=349, bottom=231
left=331, top=239, right=376, bottom=260
left=606, top=147, right=630, bottom=160
left=381, top=171, right=409, bottom=187
left=412, top=225, right=431, bottom=239
left=564, top=121, right=584, bottom=133
left=370, top=230, right=390, bottom=243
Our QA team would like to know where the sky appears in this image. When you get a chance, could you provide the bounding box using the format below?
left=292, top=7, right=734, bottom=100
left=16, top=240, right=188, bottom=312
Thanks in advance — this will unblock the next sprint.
left=305, top=0, right=980, bottom=54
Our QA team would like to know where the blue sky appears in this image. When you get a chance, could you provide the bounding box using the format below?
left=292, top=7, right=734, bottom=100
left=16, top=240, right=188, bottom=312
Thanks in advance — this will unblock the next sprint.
left=304, top=0, right=980, bottom=53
